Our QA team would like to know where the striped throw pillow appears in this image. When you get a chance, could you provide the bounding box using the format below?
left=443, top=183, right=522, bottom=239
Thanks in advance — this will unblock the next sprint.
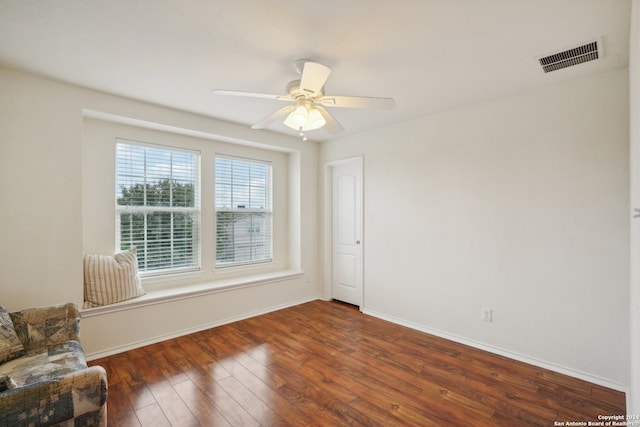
left=83, top=249, right=145, bottom=308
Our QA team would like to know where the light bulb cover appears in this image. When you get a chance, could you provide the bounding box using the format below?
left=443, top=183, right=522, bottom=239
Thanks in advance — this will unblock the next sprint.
left=283, top=103, right=326, bottom=131
left=306, top=108, right=326, bottom=130
left=284, top=105, right=308, bottom=129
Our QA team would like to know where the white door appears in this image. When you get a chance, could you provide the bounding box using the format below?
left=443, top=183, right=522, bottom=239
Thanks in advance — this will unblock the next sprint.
left=331, top=159, right=363, bottom=306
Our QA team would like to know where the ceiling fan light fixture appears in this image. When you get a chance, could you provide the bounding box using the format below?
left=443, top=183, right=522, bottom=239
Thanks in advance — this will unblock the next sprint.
left=284, top=105, right=308, bottom=129
left=283, top=104, right=326, bottom=131
left=306, top=108, right=326, bottom=130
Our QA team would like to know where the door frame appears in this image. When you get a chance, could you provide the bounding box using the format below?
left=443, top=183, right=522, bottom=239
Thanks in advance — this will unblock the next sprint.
left=323, top=156, right=364, bottom=309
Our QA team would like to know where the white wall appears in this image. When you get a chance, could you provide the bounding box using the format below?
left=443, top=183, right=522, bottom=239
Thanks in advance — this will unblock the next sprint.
left=0, top=69, right=84, bottom=306
left=321, top=69, right=629, bottom=388
left=628, top=0, right=640, bottom=414
left=0, top=67, right=321, bottom=356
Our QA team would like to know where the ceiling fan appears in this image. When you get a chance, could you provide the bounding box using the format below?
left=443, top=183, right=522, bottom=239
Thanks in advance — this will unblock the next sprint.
left=213, top=59, right=395, bottom=139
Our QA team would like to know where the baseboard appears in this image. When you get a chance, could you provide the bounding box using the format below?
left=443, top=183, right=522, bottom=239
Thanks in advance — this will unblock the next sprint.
left=85, top=296, right=319, bottom=361
left=362, top=308, right=628, bottom=393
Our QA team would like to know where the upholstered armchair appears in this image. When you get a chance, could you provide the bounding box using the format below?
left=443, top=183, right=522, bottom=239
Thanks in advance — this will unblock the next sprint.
left=0, top=303, right=107, bottom=426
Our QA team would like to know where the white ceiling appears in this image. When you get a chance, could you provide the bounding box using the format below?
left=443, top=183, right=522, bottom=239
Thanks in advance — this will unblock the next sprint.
left=0, top=0, right=631, bottom=141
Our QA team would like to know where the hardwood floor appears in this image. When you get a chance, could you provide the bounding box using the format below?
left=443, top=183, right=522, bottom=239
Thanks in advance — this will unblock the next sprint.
left=88, top=300, right=625, bottom=426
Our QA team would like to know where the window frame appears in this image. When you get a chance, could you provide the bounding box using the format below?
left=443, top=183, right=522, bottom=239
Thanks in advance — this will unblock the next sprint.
left=82, top=114, right=293, bottom=289
left=214, top=154, right=273, bottom=268
left=115, top=138, right=202, bottom=276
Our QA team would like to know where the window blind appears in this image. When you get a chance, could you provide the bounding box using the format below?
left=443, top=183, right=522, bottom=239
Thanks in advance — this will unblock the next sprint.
left=116, top=140, right=200, bottom=273
left=215, top=155, right=272, bottom=266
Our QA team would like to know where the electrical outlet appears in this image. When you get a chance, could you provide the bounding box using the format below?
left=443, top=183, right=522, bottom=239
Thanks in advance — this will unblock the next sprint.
left=481, top=307, right=493, bottom=322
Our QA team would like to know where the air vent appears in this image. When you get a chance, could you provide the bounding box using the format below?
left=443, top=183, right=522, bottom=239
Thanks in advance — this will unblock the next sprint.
left=538, top=39, right=601, bottom=73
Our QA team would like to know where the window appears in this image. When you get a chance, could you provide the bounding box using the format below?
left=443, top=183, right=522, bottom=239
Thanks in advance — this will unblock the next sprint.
left=215, top=156, right=272, bottom=266
left=116, top=140, right=200, bottom=274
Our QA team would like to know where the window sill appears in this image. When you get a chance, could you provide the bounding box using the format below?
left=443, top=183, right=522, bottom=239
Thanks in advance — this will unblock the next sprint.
left=80, top=270, right=304, bottom=318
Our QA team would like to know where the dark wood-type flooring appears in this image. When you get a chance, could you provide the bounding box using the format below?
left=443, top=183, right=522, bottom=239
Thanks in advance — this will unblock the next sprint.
left=89, top=300, right=625, bottom=426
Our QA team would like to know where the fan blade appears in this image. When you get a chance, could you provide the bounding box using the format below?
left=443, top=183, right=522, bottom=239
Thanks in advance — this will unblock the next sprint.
left=317, top=95, right=395, bottom=110
left=299, top=62, right=331, bottom=96
left=213, top=89, right=292, bottom=101
left=251, top=105, right=295, bottom=129
left=315, top=106, right=344, bottom=134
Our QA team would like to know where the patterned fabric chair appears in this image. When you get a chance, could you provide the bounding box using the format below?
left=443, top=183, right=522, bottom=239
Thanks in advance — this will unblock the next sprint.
left=0, top=303, right=107, bottom=426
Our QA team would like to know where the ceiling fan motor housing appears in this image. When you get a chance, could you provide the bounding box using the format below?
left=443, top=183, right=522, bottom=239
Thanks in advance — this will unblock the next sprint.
left=286, top=79, right=324, bottom=100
